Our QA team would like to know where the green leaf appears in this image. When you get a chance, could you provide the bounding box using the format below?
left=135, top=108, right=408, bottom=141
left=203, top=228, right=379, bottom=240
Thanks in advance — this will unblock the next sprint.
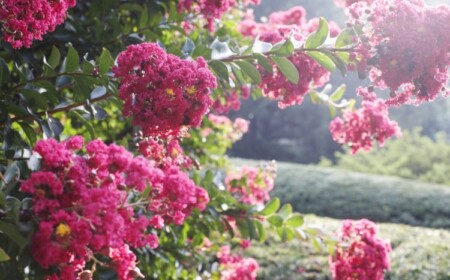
left=322, top=50, right=347, bottom=76
left=259, top=197, right=280, bottom=216
left=271, top=38, right=295, bottom=56
left=4, top=163, right=19, bottom=184
left=252, top=39, right=272, bottom=53
left=48, top=46, right=61, bottom=69
left=253, top=219, right=266, bottom=242
left=267, top=215, right=283, bottom=227
left=306, top=51, right=336, bottom=72
left=330, top=85, right=346, bottom=102
left=139, top=5, right=149, bottom=28
left=234, top=61, right=262, bottom=84
left=253, top=53, right=273, bottom=74
left=208, top=60, right=229, bottom=82
left=0, top=58, right=10, bottom=85
left=278, top=204, right=293, bottom=219
left=277, top=226, right=294, bottom=242
left=285, top=214, right=304, bottom=227
left=236, top=218, right=250, bottom=239
left=6, top=197, right=21, bottom=224
left=0, top=221, right=27, bottom=247
left=99, top=48, right=114, bottom=75
left=70, top=111, right=96, bottom=139
left=18, top=122, right=37, bottom=146
left=20, top=89, right=47, bottom=109
left=192, top=45, right=212, bottom=60
left=305, top=17, right=329, bottom=48
left=182, top=38, right=195, bottom=56
left=335, top=28, right=355, bottom=48
left=65, top=44, right=80, bottom=72
left=0, top=247, right=10, bottom=262
left=271, top=56, right=299, bottom=84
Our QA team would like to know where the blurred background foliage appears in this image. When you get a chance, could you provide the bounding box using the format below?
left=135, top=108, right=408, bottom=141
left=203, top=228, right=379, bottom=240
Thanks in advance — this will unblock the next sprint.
left=229, top=0, right=450, bottom=165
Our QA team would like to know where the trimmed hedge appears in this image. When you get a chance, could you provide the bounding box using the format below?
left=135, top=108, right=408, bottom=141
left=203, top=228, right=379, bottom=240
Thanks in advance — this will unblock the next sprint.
left=231, top=158, right=450, bottom=228
left=247, top=215, right=450, bottom=280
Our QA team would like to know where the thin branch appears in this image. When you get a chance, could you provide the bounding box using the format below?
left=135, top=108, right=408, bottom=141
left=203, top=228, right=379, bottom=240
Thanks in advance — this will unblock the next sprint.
left=216, top=47, right=356, bottom=63
left=7, top=72, right=94, bottom=94
left=9, top=92, right=114, bottom=123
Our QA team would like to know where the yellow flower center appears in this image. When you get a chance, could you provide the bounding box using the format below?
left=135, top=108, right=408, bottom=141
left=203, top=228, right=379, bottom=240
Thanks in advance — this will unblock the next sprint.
left=166, top=88, right=175, bottom=96
left=56, top=223, right=71, bottom=238
left=186, top=86, right=196, bottom=95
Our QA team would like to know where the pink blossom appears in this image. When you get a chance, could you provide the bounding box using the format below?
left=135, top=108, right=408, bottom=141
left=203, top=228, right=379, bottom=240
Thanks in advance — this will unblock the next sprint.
left=0, top=0, right=76, bottom=48
left=329, top=98, right=401, bottom=153
left=114, top=43, right=217, bottom=138
left=330, top=219, right=391, bottom=280
left=217, top=246, right=259, bottom=280
left=225, top=165, right=276, bottom=205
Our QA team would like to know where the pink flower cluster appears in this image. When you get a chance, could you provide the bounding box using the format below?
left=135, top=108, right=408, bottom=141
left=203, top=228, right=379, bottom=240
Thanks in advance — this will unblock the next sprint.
left=239, top=7, right=341, bottom=108
left=178, top=0, right=260, bottom=31
left=212, top=86, right=251, bottom=114
left=205, top=114, right=250, bottom=141
left=225, top=164, right=275, bottom=205
left=330, top=219, right=391, bottom=280
left=217, top=246, right=259, bottom=280
left=138, top=137, right=190, bottom=169
left=346, top=0, right=450, bottom=106
left=114, top=43, right=217, bottom=138
left=329, top=96, right=401, bottom=153
left=333, top=0, right=373, bottom=8
left=20, top=137, right=208, bottom=279
left=0, top=0, right=76, bottom=49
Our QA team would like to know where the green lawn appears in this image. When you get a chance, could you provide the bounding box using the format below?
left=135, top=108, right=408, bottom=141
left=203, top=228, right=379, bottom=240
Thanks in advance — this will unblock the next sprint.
left=230, top=158, right=450, bottom=279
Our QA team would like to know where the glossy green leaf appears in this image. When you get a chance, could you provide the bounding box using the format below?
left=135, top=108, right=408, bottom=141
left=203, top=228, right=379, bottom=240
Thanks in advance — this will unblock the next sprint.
left=278, top=204, right=293, bottom=219
left=48, top=46, right=61, bottom=69
left=306, top=51, right=336, bottom=72
left=0, top=247, right=10, bottom=262
left=305, top=17, right=329, bottom=48
left=253, top=53, right=273, bottom=74
left=18, top=122, right=37, bottom=146
left=208, top=60, right=229, bottom=82
left=271, top=39, right=295, bottom=56
left=259, top=197, right=280, bottom=216
left=0, top=58, right=10, bottom=85
left=234, top=60, right=262, bottom=84
left=3, top=163, right=19, bottom=184
left=65, top=44, right=80, bottom=72
left=20, top=89, right=47, bottom=109
left=271, top=56, right=299, bottom=84
left=0, top=221, right=27, bottom=247
left=253, top=219, right=266, bottom=242
left=330, top=85, right=346, bottom=102
left=99, top=48, right=114, bottom=75
left=335, top=28, right=355, bottom=48
left=267, top=214, right=283, bottom=227
left=252, top=39, right=272, bottom=53
left=285, top=214, right=304, bottom=227
left=192, top=45, right=212, bottom=59
left=70, top=111, right=96, bottom=139
left=139, top=5, right=149, bottom=28
left=182, top=38, right=195, bottom=56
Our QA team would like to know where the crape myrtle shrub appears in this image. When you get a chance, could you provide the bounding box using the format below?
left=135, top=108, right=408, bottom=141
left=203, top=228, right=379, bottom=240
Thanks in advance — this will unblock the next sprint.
left=321, top=128, right=450, bottom=186
left=247, top=215, right=450, bottom=280
left=238, top=158, right=450, bottom=228
left=0, top=0, right=449, bottom=279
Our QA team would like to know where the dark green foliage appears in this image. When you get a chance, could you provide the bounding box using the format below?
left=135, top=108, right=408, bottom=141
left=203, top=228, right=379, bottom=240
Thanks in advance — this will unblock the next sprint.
left=247, top=215, right=450, bottom=280
left=321, top=129, right=450, bottom=186
left=233, top=158, right=450, bottom=228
